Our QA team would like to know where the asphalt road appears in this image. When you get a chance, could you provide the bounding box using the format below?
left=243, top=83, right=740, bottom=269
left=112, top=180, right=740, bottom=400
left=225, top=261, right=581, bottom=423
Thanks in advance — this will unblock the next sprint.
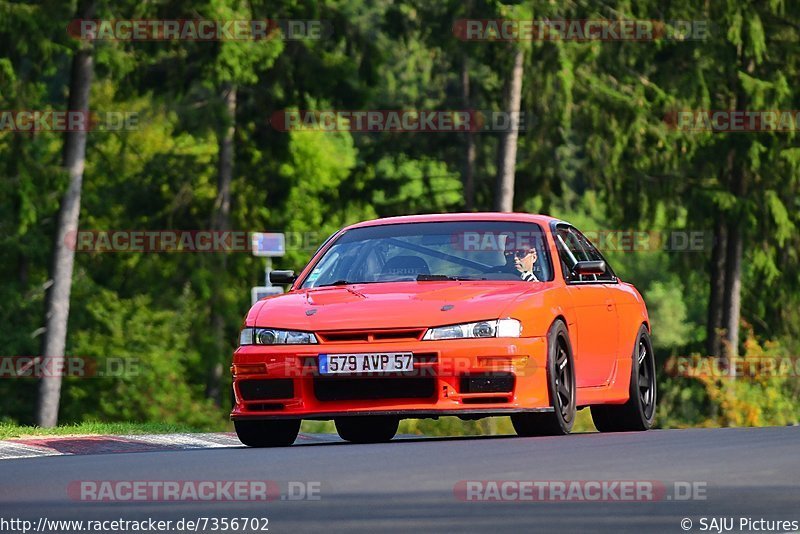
left=1, top=426, right=798, bottom=533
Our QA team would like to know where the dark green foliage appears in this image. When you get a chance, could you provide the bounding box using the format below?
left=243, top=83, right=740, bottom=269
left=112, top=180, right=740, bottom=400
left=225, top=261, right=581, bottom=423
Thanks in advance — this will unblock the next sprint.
left=1, top=0, right=798, bottom=429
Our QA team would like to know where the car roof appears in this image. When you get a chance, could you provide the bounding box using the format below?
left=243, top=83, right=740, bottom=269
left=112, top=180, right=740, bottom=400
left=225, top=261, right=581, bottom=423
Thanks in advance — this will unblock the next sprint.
left=345, top=212, right=563, bottom=230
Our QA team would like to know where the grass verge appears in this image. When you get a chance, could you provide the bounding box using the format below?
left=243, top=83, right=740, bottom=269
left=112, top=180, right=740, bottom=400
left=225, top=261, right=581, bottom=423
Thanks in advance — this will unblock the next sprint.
left=2, top=411, right=597, bottom=440
left=0, top=422, right=208, bottom=440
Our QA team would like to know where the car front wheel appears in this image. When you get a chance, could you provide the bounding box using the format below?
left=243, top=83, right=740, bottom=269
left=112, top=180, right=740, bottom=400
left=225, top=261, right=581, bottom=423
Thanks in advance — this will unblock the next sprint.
left=591, top=325, right=657, bottom=432
left=512, top=319, right=576, bottom=437
left=335, top=416, right=399, bottom=443
left=234, top=419, right=301, bottom=447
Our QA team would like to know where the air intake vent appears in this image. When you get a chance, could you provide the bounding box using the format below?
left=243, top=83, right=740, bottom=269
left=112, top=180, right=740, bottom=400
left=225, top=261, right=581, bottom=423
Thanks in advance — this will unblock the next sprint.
left=239, top=379, right=294, bottom=401
left=314, top=377, right=435, bottom=401
left=316, top=329, right=426, bottom=343
left=460, top=373, right=515, bottom=394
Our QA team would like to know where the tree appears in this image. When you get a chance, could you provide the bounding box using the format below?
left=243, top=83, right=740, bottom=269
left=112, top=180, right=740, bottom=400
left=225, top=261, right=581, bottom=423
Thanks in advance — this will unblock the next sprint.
left=37, top=1, right=94, bottom=427
left=207, top=83, right=236, bottom=404
left=461, top=53, right=476, bottom=211
left=494, top=47, right=524, bottom=212
left=201, top=0, right=284, bottom=404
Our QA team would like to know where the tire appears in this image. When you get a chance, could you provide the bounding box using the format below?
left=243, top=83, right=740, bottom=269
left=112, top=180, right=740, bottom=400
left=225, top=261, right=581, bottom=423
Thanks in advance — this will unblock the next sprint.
left=591, top=325, right=657, bottom=432
left=335, top=416, right=399, bottom=443
left=234, top=419, right=301, bottom=447
left=512, top=319, right=576, bottom=437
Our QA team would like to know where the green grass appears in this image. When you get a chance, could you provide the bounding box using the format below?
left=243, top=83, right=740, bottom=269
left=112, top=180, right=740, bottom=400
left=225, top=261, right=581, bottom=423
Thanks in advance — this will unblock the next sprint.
left=0, top=422, right=209, bottom=440
left=1, top=412, right=597, bottom=440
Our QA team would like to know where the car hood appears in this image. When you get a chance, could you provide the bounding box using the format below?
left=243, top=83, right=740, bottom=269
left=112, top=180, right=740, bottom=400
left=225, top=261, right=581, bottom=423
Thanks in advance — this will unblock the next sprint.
left=251, top=281, right=552, bottom=331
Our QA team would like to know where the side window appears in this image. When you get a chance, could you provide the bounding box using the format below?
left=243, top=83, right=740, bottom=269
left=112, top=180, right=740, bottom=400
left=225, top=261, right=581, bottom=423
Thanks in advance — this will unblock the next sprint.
left=554, top=225, right=615, bottom=283
left=572, top=229, right=616, bottom=282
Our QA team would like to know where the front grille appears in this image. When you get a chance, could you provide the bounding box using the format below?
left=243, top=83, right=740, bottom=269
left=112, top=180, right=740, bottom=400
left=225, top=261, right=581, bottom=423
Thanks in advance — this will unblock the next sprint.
left=316, top=328, right=425, bottom=343
left=314, top=377, right=436, bottom=401
left=460, top=373, right=515, bottom=394
left=239, top=379, right=294, bottom=401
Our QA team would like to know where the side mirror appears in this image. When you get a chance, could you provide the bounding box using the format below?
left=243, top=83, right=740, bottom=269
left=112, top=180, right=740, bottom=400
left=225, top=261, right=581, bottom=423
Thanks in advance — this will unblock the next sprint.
left=572, top=260, right=606, bottom=277
left=269, top=270, right=297, bottom=284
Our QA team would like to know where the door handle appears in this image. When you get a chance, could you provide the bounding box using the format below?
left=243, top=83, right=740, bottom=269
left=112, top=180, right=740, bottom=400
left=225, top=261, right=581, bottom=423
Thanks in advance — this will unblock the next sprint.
left=605, top=299, right=615, bottom=311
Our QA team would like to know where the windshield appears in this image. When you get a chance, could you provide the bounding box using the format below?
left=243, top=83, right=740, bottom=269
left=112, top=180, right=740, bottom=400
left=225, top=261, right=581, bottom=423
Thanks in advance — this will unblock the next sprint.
left=300, top=221, right=553, bottom=288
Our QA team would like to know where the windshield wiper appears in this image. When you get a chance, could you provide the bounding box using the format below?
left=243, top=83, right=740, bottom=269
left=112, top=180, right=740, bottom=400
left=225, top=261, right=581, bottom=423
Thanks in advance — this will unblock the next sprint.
left=318, top=280, right=381, bottom=287
left=319, top=275, right=486, bottom=286
left=316, top=279, right=368, bottom=297
left=416, top=274, right=487, bottom=281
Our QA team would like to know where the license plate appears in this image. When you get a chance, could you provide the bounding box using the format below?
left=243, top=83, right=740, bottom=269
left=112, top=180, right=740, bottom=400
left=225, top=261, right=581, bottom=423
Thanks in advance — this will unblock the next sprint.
left=318, top=352, right=414, bottom=375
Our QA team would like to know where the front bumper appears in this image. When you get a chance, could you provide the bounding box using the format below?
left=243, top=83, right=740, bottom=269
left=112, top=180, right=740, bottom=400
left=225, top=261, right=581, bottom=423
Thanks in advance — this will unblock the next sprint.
left=230, top=337, right=550, bottom=420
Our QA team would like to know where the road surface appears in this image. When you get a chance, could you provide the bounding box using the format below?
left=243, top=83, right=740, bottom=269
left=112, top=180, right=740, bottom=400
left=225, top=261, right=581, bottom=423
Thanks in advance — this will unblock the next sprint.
left=1, top=426, right=798, bottom=533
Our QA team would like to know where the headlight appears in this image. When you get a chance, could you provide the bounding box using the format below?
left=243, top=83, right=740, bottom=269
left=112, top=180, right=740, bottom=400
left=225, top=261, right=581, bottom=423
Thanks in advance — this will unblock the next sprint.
left=239, top=327, right=318, bottom=345
left=422, top=318, right=521, bottom=340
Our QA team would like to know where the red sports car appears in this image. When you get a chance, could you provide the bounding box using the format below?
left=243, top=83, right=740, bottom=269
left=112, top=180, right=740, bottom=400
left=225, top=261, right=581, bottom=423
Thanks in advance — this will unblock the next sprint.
left=231, top=213, right=656, bottom=446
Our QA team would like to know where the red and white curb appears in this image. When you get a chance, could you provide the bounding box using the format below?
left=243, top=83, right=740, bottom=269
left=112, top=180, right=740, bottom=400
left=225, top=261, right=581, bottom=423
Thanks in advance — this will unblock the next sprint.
left=0, top=432, right=341, bottom=460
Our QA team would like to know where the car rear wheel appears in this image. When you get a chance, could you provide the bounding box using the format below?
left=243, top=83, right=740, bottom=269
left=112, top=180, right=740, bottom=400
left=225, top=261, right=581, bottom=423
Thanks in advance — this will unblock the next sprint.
left=234, top=419, right=301, bottom=447
left=591, top=325, right=657, bottom=432
left=335, top=416, right=399, bottom=443
left=512, top=319, right=576, bottom=437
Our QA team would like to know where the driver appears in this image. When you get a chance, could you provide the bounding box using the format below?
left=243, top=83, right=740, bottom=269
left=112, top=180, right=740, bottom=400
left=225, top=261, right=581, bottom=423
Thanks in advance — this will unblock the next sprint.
left=500, top=234, right=540, bottom=281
